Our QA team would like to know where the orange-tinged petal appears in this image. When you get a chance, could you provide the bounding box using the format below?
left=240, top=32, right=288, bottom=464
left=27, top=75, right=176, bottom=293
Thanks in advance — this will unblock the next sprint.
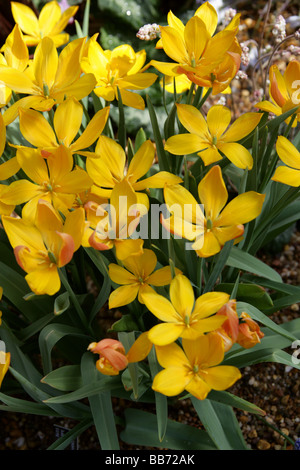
left=218, top=142, right=253, bottom=170
left=108, top=264, right=137, bottom=285
left=140, top=290, right=180, bottom=323
left=148, top=322, right=185, bottom=346
left=269, top=65, right=289, bottom=106
left=25, top=265, right=61, bottom=296
left=152, top=367, right=190, bottom=396
left=221, top=112, right=262, bottom=142
left=63, top=207, right=85, bottom=252
left=169, top=274, right=194, bottom=317
left=70, top=106, right=110, bottom=152
left=11, top=2, right=39, bottom=37
left=176, top=103, right=208, bottom=137
left=202, top=365, right=241, bottom=390
left=276, top=135, right=300, bottom=170
left=56, top=231, right=75, bottom=267
left=198, top=165, right=228, bottom=220
left=165, top=133, right=205, bottom=155
left=108, top=283, right=140, bottom=308
left=19, top=108, right=57, bottom=148
left=192, top=291, right=230, bottom=319
left=217, top=191, right=265, bottom=226
left=207, top=105, right=231, bottom=139
left=272, top=166, right=300, bottom=186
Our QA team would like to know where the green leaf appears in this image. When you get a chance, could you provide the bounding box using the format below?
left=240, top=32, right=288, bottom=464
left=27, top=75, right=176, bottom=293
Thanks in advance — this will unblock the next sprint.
left=203, top=240, right=234, bottom=293
left=41, top=365, right=83, bottom=392
left=110, top=314, right=139, bottom=332
left=191, top=398, right=248, bottom=450
left=215, top=283, right=273, bottom=309
left=54, top=292, right=70, bottom=316
left=147, top=95, right=170, bottom=172
left=81, top=352, right=120, bottom=450
left=47, top=418, right=93, bottom=450
left=120, top=408, right=217, bottom=450
left=207, top=390, right=266, bottom=416
left=226, top=246, right=282, bottom=283
left=148, top=346, right=168, bottom=442
left=0, top=392, right=61, bottom=416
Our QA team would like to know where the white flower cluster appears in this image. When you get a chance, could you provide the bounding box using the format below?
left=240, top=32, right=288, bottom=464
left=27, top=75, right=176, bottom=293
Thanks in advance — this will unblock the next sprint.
left=272, top=15, right=286, bottom=43
left=223, top=8, right=237, bottom=26
left=288, top=44, right=300, bottom=55
left=295, top=29, right=300, bottom=39
left=136, top=23, right=161, bottom=41
left=240, top=43, right=250, bottom=67
left=235, top=70, right=248, bottom=80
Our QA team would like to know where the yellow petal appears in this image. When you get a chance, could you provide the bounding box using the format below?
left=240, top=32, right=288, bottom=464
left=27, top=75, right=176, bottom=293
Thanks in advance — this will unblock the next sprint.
left=46, top=145, right=73, bottom=182
left=284, top=60, right=300, bottom=96
left=184, top=16, right=210, bottom=63
left=50, top=6, right=79, bottom=36
left=11, top=2, right=39, bottom=37
left=160, top=25, right=189, bottom=64
left=272, top=166, right=300, bottom=187
left=70, top=106, right=110, bottom=152
left=222, top=112, right=262, bottom=142
left=0, top=179, right=42, bottom=205
left=188, top=315, right=227, bottom=336
left=152, top=367, right=190, bottom=396
left=38, top=1, right=61, bottom=36
left=147, top=266, right=178, bottom=286
left=176, top=103, right=208, bottom=137
left=3, top=96, right=55, bottom=126
left=276, top=135, right=300, bottom=170
left=198, top=165, right=228, bottom=220
left=165, top=133, right=204, bottom=155
left=2, top=215, right=44, bottom=251
left=207, top=105, right=231, bottom=139
left=193, top=230, right=221, bottom=258
left=16, top=147, right=49, bottom=184
left=203, top=365, right=241, bottom=390
left=118, top=89, right=146, bottom=110
left=199, top=147, right=222, bottom=165
left=108, top=263, right=137, bottom=285
left=255, top=100, right=281, bottom=115
left=0, top=352, right=10, bottom=388
left=119, top=72, right=157, bottom=90
left=140, top=290, right=179, bottom=323
left=19, top=108, right=57, bottom=148
left=185, top=375, right=211, bottom=400
left=0, top=157, right=20, bottom=181
left=94, top=135, right=125, bottom=182
left=213, top=224, right=244, bottom=246
left=146, top=59, right=180, bottom=77
left=195, top=1, right=218, bottom=35
left=148, top=322, right=185, bottom=346
left=218, top=142, right=253, bottom=170
left=217, top=191, right=265, bottom=226
left=56, top=167, right=93, bottom=194
left=25, top=266, right=61, bottom=296
left=108, top=284, right=140, bottom=308
left=155, top=342, right=189, bottom=369
left=167, top=11, right=185, bottom=37
left=53, top=97, right=83, bottom=148
left=183, top=334, right=224, bottom=367
left=126, top=332, right=152, bottom=363
left=0, top=65, right=34, bottom=94
left=133, top=171, right=182, bottom=191
left=63, top=207, right=85, bottom=252
left=114, top=238, right=144, bottom=261
left=127, top=140, right=155, bottom=183
left=122, top=248, right=157, bottom=279
left=193, top=292, right=230, bottom=319
left=54, top=73, right=96, bottom=103
left=164, top=183, right=200, bottom=225
left=169, top=274, right=194, bottom=317
left=33, top=37, right=58, bottom=91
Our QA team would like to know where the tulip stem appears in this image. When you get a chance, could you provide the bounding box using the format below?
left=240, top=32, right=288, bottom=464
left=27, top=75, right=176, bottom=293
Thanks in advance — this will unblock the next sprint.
left=59, top=269, right=93, bottom=335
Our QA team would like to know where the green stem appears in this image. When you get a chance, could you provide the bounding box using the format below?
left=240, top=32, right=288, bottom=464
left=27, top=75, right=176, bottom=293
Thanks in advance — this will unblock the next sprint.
left=197, top=87, right=212, bottom=109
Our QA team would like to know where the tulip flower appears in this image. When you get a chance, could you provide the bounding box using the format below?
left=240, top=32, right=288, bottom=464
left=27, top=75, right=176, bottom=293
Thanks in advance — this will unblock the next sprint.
left=162, top=166, right=265, bottom=258
left=14, top=98, right=110, bottom=157
left=88, top=339, right=128, bottom=376
left=148, top=4, right=241, bottom=94
left=108, top=248, right=181, bottom=308
left=153, top=333, right=241, bottom=400
left=10, top=1, right=78, bottom=47
left=237, top=313, right=264, bottom=349
left=256, top=61, right=300, bottom=127
left=0, top=145, right=93, bottom=222
left=215, top=300, right=240, bottom=351
left=165, top=104, right=263, bottom=169
left=0, top=37, right=96, bottom=124
left=140, top=274, right=229, bottom=345
left=81, top=36, right=157, bottom=109
left=272, top=136, right=300, bottom=186
left=84, top=179, right=144, bottom=261
left=0, top=350, right=10, bottom=388
left=85, top=135, right=182, bottom=208
left=2, top=200, right=85, bottom=295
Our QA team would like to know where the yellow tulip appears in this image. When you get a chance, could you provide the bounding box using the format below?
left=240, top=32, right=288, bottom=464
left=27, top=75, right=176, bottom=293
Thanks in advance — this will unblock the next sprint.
left=108, top=248, right=181, bottom=308
left=0, top=37, right=96, bottom=124
left=85, top=135, right=182, bottom=208
left=2, top=200, right=85, bottom=296
left=165, top=103, right=262, bottom=169
left=140, top=273, right=229, bottom=345
left=14, top=98, right=110, bottom=157
left=162, top=166, right=265, bottom=258
left=272, top=136, right=300, bottom=186
left=81, top=36, right=157, bottom=109
left=11, top=1, right=78, bottom=47
left=152, top=333, right=241, bottom=400
left=0, top=145, right=93, bottom=222
left=256, top=60, right=300, bottom=127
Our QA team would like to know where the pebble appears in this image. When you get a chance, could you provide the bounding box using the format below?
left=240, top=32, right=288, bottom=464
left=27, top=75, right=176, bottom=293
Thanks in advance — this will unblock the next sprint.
left=257, top=439, right=271, bottom=450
